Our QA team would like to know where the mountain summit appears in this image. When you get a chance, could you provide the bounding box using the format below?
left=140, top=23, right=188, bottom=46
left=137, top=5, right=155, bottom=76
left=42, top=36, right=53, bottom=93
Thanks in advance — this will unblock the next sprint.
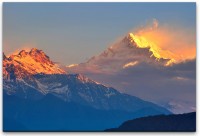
left=66, top=33, right=173, bottom=73
left=3, top=48, right=65, bottom=80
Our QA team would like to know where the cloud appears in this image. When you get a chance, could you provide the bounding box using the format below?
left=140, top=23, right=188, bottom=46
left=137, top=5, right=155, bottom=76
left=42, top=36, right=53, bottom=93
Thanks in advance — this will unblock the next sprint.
left=82, top=59, right=196, bottom=113
left=172, top=76, right=190, bottom=82
left=131, top=19, right=196, bottom=63
left=123, top=61, right=139, bottom=69
left=67, top=64, right=78, bottom=68
left=152, top=19, right=159, bottom=29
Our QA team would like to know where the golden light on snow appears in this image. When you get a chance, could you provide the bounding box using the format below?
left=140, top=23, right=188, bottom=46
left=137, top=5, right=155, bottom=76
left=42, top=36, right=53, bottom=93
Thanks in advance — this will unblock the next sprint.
left=127, top=19, right=196, bottom=66
left=129, top=33, right=176, bottom=66
left=129, top=26, right=195, bottom=66
left=5, top=48, right=65, bottom=75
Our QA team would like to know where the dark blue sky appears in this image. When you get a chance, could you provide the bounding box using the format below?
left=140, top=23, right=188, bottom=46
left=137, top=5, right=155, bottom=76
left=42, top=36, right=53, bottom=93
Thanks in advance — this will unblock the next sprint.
left=3, top=2, right=196, bottom=65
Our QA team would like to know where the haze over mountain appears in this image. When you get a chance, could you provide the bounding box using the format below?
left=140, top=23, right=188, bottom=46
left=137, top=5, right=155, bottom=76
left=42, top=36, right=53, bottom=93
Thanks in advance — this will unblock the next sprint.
left=66, top=32, right=196, bottom=114
left=3, top=48, right=171, bottom=131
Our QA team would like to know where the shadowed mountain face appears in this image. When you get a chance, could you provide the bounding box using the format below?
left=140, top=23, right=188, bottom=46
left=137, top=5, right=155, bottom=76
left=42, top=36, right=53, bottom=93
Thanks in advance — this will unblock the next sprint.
left=105, top=112, right=196, bottom=132
left=3, top=73, right=171, bottom=113
left=3, top=48, right=171, bottom=131
left=3, top=93, right=170, bottom=131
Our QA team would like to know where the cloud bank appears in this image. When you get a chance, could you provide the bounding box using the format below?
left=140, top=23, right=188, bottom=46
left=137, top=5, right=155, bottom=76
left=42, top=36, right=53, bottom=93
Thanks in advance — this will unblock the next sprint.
left=132, top=19, right=196, bottom=63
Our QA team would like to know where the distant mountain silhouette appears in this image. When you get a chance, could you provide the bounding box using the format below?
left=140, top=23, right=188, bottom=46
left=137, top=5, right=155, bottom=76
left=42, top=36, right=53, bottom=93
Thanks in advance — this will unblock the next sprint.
left=105, top=112, right=196, bottom=132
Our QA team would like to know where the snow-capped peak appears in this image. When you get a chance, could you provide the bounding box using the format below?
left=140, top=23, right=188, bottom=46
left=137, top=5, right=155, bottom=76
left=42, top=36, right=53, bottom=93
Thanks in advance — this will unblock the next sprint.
left=3, top=48, right=66, bottom=80
left=94, top=33, right=171, bottom=65
left=65, top=33, right=172, bottom=74
left=126, top=33, right=138, bottom=44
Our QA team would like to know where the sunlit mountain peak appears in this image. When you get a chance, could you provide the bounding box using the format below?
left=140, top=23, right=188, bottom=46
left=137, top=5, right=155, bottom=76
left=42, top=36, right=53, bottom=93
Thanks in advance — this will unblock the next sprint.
left=127, top=33, right=175, bottom=66
left=3, top=48, right=66, bottom=80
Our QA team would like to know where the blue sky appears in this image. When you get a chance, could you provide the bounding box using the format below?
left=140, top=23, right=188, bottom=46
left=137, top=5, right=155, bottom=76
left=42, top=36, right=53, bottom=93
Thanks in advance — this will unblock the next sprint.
left=3, top=2, right=196, bottom=65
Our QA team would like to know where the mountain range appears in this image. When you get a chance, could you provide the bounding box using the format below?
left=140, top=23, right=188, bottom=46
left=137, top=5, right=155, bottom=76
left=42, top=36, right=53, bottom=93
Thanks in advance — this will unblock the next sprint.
left=3, top=48, right=171, bottom=131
